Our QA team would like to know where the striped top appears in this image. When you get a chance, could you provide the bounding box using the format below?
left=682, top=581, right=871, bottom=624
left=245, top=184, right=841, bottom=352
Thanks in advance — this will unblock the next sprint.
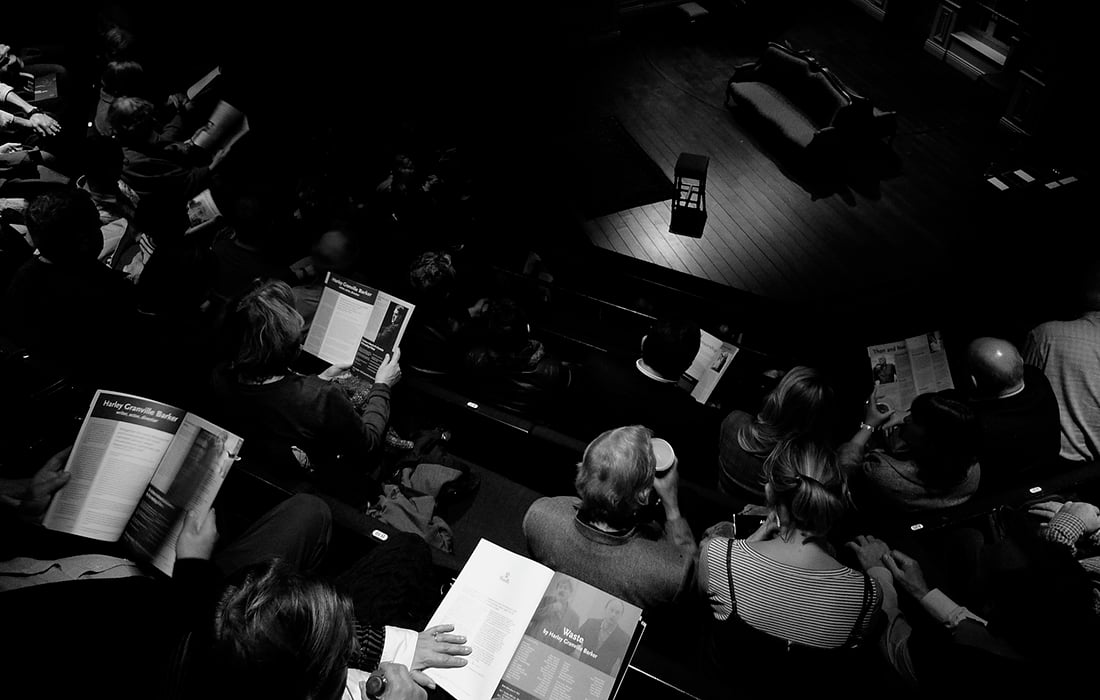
left=701, top=537, right=882, bottom=649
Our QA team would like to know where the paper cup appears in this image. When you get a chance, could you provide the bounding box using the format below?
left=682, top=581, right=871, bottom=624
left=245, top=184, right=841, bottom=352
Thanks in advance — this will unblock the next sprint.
left=652, top=438, right=676, bottom=476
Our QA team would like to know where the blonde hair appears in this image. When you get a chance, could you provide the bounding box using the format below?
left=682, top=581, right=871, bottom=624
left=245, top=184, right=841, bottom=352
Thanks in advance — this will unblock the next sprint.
left=765, top=438, right=849, bottom=539
left=738, top=366, right=833, bottom=455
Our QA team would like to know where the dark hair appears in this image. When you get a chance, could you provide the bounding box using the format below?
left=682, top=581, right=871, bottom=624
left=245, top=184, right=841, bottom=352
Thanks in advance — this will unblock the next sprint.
left=107, top=95, right=157, bottom=144
left=101, top=60, right=147, bottom=98
left=642, top=319, right=700, bottom=380
left=407, top=251, right=456, bottom=305
left=227, top=280, right=304, bottom=381
left=483, top=298, right=530, bottom=352
left=765, top=438, right=849, bottom=540
left=575, top=425, right=656, bottom=529
left=208, top=559, right=356, bottom=700
left=908, top=391, right=981, bottom=484
left=101, top=25, right=139, bottom=63
left=739, top=366, right=833, bottom=455
left=25, top=189, right=103, bottom=263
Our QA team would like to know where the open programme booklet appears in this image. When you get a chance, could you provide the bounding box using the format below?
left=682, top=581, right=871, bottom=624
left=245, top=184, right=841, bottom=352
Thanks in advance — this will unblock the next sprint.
left=42, top=390, right=242, bottom=577
left=302, top=272, right=416, bottom=382
left=678, top=329, right=739, bottom=405
left=424, top=540, right=645, bottom=700
left=867, top=330, right=953, bottom=413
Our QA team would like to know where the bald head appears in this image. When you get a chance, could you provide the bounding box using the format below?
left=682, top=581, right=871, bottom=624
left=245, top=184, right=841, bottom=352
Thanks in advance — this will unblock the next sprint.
left=967, top=337, right=1025, bottom=397
left=312, top=229, right=360, bottom=274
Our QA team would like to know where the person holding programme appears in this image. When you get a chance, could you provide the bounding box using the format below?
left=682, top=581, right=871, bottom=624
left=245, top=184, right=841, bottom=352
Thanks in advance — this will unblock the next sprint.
left=209, top=279, right=402, bottom=495
left=839, top=389, right=981, bottom=515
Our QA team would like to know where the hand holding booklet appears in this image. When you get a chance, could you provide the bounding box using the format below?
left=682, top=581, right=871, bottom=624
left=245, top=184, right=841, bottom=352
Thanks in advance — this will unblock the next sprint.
left=867, top=330, right=953, bottom=414
left=302, top=273, right=416, bottom=382
left=42, top=390, right=242, bottom=577
left=678, top=329, right=739, bottom=405
left=424, top=540, right=645, bottom=700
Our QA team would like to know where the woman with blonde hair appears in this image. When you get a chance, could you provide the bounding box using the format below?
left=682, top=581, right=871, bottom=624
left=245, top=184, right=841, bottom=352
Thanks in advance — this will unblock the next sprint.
left=717, top=366, right=834, bottom=504
left=699, top=438, right=882, bottom=681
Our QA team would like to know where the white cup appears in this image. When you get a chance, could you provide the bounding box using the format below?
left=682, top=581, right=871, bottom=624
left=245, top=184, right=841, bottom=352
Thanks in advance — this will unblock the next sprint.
left=651, top=438, right=676, bottom=477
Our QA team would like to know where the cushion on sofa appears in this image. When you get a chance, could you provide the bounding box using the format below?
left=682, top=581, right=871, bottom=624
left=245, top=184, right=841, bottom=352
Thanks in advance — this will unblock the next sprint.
left=755, top=45, right=812, bottom=92
left=794, top=71, right=848, bottom=128
left=728, top=81, right=819, bottom=148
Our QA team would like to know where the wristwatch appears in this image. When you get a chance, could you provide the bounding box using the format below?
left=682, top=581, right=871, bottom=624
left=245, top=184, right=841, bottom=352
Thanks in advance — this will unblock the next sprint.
left=25, top=108, right=40, bottom=117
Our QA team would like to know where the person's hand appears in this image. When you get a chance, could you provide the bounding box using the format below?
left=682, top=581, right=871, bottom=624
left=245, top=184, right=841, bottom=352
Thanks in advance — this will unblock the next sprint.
left=165, top=92, right=191, bottom=113
left=176, top=508, right=218, bottom=560
left=863, top=387, right=894, bottom=429
left=845, top=534, right=892, bottom=572
left=411, top=624, right=471, bottom=673
left=651, top=457, right=681, bottom=515
left=0, top=142, right=23, bottom=154
left=28, top=112, right=61, bottom=137
left=745, top=510, right=781, bottom=543
left=880, top=408, right=908, bottom=432
left=882, top=549, right=930, bottom=599
left=468, top=298, right=489, bottom=318
left=374, top=349, right=402, bottom=387
left=318, top=363, right=352, bottom=382
left=373, top=662, right=428, bottom=699
left=1030, top=500, right=1100, bottom=534
left=0, top=445, right=72, bottom=518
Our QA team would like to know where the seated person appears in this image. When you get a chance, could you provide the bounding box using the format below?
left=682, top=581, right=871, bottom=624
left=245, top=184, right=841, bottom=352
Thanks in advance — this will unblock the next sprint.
left=718, top=365, right=833, bottom=505
left=462, top=297, right=571, bottom=414
left=108, top=95, right=210, bottom=236
left=523, top=425, right=696, bottom=611
left=401, top=250, right=484, bottom=374
left=840, top=389, right=981, bottom=516
left=572, top=318, right=717, bottom=479
left=964, top=337, right=1060, bottom=491
left=847, top=513, right=1100, bottom=693
left=210, top=192, right=297, bottom=303
left=208, top=279, right=401, bottom=497
left=699, top=439, right=883, bottom=677
left=1, top=189, right=138, bottom=388
left=291, top=226, right=363, bottom=329
left=0, top=449, right=469, bottom=700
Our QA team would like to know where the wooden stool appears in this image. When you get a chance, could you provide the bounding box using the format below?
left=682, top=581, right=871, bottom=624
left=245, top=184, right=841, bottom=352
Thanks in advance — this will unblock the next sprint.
left=669, top=152, right=709, bottom=238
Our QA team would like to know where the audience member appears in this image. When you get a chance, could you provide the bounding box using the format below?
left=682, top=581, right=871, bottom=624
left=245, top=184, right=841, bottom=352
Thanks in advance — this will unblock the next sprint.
left=1023, top=263, right=1100, bottom=462
left=573, top=318, right=717, bottom=478
left=208, top=279, right=401, bottom=498
left=0, top=449, right=469, bottom=700
left=717, top=365, right=833, bottom=505
left=292, top=226, right=363, bottom=328
left=402, top=250, right=484, bottom=374
left=524, top=426, right=696, bottom=610
left=698, top=439, right=882, bottom=672
left=462, top=297, right=571, bottom=414
left=965, top=337, right=1060, bottom=490
left=210, top=192, right=296, bottom=303
left=108, top=95, right=210, bottom=236
left=1, top=189, right=139, bottom=387
left=847, top=517, right=1100, bottom=694
left=840, top=389, right=981, bottom=515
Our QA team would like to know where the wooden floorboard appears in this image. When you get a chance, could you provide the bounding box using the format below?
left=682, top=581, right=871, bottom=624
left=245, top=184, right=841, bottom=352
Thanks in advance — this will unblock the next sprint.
left=561, top=2, right=1019, bottom=310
